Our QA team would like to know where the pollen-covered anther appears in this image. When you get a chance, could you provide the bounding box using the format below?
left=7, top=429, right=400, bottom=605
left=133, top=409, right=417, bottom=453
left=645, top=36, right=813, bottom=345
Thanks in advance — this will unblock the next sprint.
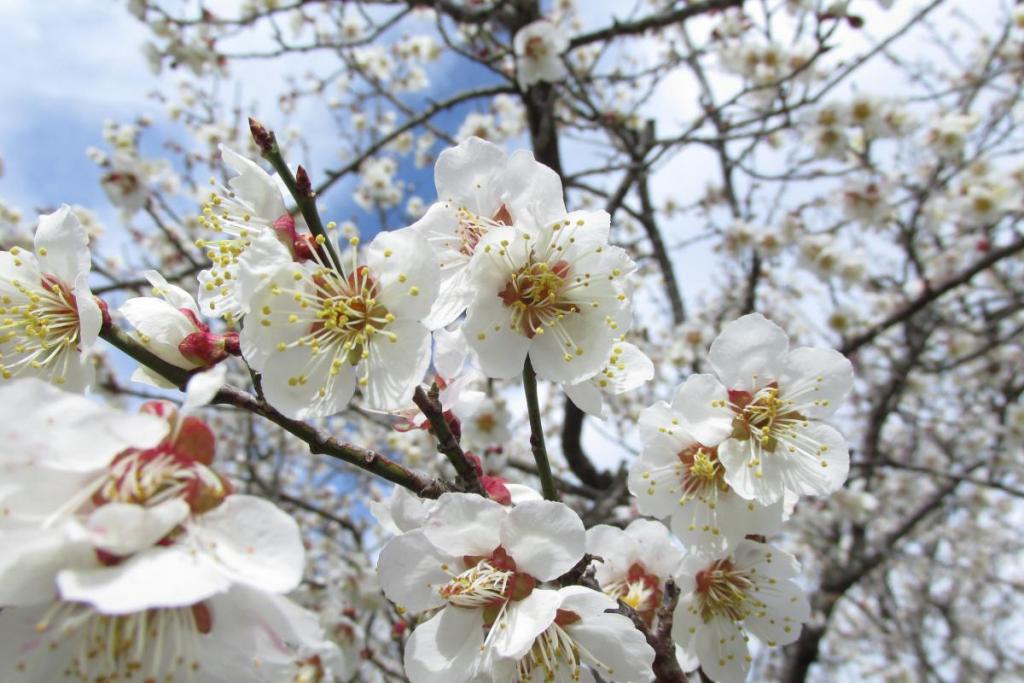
left=0, top=274, right=84, bottom=384
left=694, top=558, right=755, bottom=623
left=20, top=600, right=211, bottom=682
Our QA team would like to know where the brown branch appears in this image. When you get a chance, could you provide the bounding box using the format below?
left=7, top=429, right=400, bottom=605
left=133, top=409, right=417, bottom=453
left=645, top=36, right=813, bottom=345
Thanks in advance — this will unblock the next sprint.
left=98, top=322, right=449, bottom=498
left=841, top=235, right=1024, bottom=355
left=781, top=478, right=963, bottom=683
left=568, top=0, right=744, bottom=50
left=315, top=85, right=515, bottom=196
left=412, top=385, right=486, bottom=495
left=613, top=580, right=687, bottom=682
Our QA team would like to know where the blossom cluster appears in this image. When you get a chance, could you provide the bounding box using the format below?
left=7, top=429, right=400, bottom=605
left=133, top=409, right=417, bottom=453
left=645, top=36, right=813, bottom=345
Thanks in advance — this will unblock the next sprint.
left=0, top=378, right=342, bottom=681
left=0, top=131, right=857, bottom=682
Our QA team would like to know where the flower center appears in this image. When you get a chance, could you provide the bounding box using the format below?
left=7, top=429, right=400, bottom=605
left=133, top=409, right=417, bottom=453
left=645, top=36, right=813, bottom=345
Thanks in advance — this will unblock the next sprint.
left=456, top=204, right=511, bottom=257
left=515, top=609, right=620, bottom=683
left=515, top=617, right=578, bottom=682
left=475, top=412, right=497, bottom=434
left=311, top=266, right=393, bottom=366
left=524, top=36, right=549, bottom=61
left=102, top=170, right=141, bottom=196
left=96, top=446, right=232, bottom=516
left=679, top=444, right=727, bottom=498
left=728, top=386, right=806, bottom=453
left=499, top=259, right=576, bottom=339
left=440, top=560, right=513, bottom=608
left=0, top=272, right=83, bottom=383
left=16, top=600, right=211, bottom=681
left=605, top=562, right=662, bottom=624
left=694, top=558, right=754, bottom=623
left=439, top=547, right=536, bottom=611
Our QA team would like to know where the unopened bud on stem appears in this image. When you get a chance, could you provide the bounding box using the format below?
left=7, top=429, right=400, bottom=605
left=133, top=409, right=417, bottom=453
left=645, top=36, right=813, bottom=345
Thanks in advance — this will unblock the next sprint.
left=295, top=165, right=315, bottom=199
left=248, top=117, right=276, bottom=155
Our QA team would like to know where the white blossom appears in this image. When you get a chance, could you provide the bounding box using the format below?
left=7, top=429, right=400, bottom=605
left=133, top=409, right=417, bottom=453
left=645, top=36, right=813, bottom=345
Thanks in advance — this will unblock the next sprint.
left=463, top=210, right=634, bottom=384
left=672, top=541, right=810, bottom=683
left=513, top=20, right=569, bottom=89
left=675, top=314, right=854, bottom=505
left=411, top=137, right=566, bottom=329
left=241, top=228, right=439, bottom=417
left=0, top=206, right=102, bottom=391
left=377, top=493, right=586, bottom=683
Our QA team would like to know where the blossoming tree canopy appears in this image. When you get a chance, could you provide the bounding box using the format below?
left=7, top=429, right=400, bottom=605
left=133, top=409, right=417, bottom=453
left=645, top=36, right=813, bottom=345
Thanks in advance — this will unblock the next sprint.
left=2, top=0, right=1022, bottom=681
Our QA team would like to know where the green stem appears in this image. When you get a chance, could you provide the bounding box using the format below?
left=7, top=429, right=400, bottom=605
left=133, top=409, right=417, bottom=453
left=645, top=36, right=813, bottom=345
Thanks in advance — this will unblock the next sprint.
left=260, top=142, right=343, bottom=272
left=523, top=357, right=559, bottom=501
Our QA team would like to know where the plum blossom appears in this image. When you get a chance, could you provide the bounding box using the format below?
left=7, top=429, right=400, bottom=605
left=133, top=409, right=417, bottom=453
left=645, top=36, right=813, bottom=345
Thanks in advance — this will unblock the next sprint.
left=513, top=20, right=569, bottom=89
left=675, top=314, right=854, bottom=505
left=628, top=383, right=784, bottom=553
left=0, top=206, right=102, bottom=391
left=586, top=519, right=682, bottom=625
left=672, top=540, right=810, bottom=683
left=241, top=228, right=439, bottom=417
left=0, top=583, right=338, bottom=683
left=99, top=150, right=174, bottom=214
left=463, top=210, right=634, bottom=384
left=498, top=586, right=656, bottom=683
left=1, top=395, right=304, bottom=614
left=841, top=179, right=891, bottom=228
left=119, top=270, right=238, bottom=387
left=926, top=112, right=980, bottom=160
left=0, top=379, right=327, bottom=682
left=411, top=137, right=566, bottom=328
left=195, top=146, right=295, bottom=322
left=586, top=520, right=698, bottom=674
left=377, top=493, right=586, bottom=683
left=354, top=156, right=403, bottom=210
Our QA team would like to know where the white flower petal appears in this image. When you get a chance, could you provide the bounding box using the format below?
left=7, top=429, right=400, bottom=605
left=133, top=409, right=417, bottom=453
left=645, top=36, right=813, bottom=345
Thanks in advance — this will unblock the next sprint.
left=490, top=589, right=561, bottom=660
left=623, top=518, right=682, bottom=578
left=404, top=606, right=486, bottom=683
left=779, top=346, right=854, bottom=419
left=423, top=492, right=506, bottom=557
left=708, top=313, right=789, bottom=390
left=628, top=441, right=686, bottom=520
left=260, top=344, right=356, bottom=419
left=183, top=363, right=227, bottom=411
left=674, top=373, right=734, bottom=446
left=434, top=137, right=507, bottom=210
left=694, top=616, right=750, bottom=683
left=503, top=150, right=566, bottom=226
left=0, top=378, right=167, bottom=470
left=143, top=270, right=199, bottom=313
left=377, top=530, right=450, bottom=613
left=370, top=228, right=440, bottom=320
left=745, top=579, right=809, bottom=647
left=34, top=205, right=90, bottom=285
left=566, top=597, right=655, bottom=682
left=83, top=499, right=189, bottom=557
left=501, top=500, right=585, bottom=581
left=234, top=229, right=294, bottom=315
left=190, top=494, right=305, bottom=594
left=464, top=289, right=531, bottom=379
left=73, top=273, right=102, bottom=352
left=220, top=145, right=287, bottom=221
left=57, top=544, right=232, bottom=613
left=564, top=380, right=605, bottom=417
left=119, top=296, right=196, bottom=368
left=0, top=526, right=94, bottom=605
left=361, top=320, right=431, bottom=411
